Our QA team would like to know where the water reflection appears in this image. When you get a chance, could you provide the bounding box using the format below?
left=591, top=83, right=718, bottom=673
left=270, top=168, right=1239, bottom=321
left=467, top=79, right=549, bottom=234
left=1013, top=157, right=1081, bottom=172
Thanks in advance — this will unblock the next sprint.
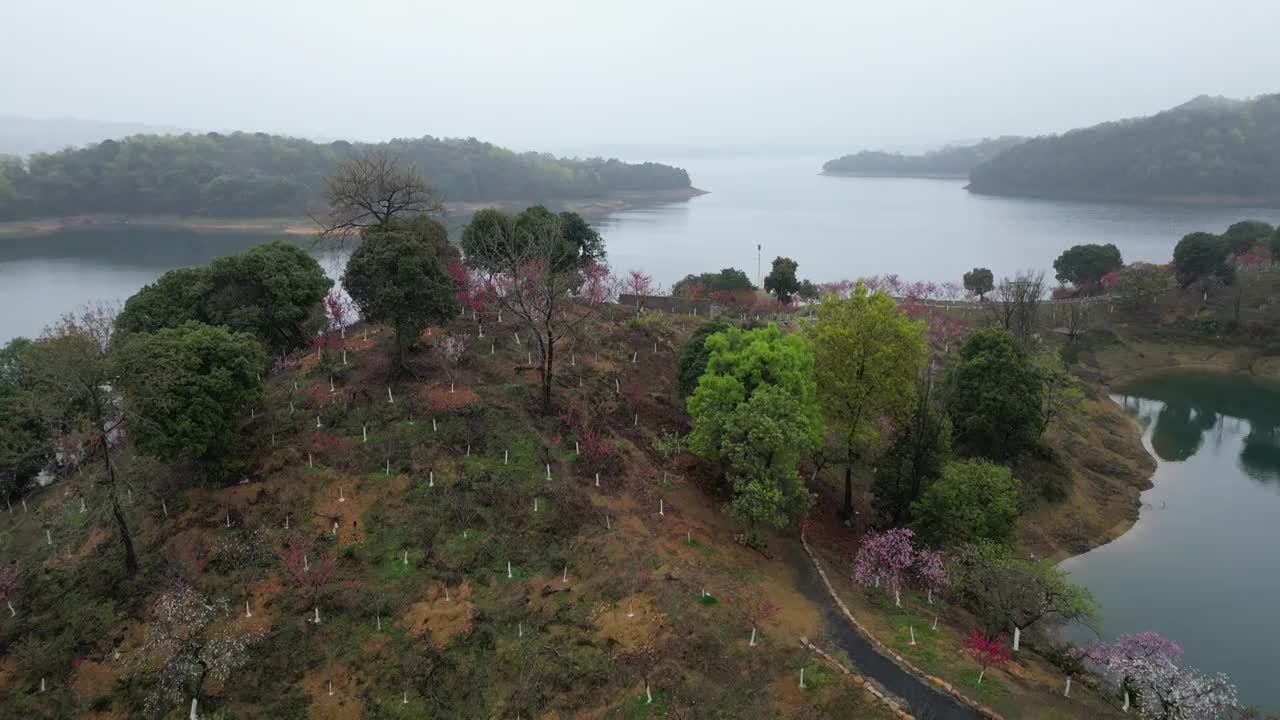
left=1117, top=371, right=1280, bottom=484
left=1066, top=372, right=1280, bottom=711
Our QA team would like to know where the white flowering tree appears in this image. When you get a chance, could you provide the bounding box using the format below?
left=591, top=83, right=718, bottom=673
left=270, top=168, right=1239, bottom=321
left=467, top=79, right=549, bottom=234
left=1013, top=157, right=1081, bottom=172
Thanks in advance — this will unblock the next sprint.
left=1086, top=632, right=1239, bottom=719
left=137, top=583, right=260, bottom=719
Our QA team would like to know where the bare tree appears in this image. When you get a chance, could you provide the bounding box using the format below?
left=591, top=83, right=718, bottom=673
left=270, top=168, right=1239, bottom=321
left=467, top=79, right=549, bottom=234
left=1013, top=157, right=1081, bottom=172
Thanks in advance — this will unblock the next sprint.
left=463, top=211, right=609, bottom=413
left=1064, top=298, right=1091, bottom=342
left=316, top=147, right=444, bottom=238
left=987, top=270, right=1046, bottom=346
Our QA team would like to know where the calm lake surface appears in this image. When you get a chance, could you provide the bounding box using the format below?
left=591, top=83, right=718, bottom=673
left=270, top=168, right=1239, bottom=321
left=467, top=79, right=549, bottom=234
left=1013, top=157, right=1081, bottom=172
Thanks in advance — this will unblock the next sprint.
left=1061, top=372, right=1280, bottom=712
left=1, top=151, right=1274, bottom=342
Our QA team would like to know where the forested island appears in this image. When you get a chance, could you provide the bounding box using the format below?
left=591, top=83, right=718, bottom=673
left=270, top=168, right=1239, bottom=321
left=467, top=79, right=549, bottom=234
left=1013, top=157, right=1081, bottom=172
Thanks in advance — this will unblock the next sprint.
left=822, top=136, right=1026, bottom=178
left=967, top=94, right=1280, bottom=205
left=0, top=132, right=696, bottom=222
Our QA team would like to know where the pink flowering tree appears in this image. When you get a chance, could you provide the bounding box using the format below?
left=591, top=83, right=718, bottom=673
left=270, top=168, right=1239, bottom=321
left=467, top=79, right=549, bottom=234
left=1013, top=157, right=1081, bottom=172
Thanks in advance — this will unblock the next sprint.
left=963, top=630, right=1011, bottom=685
left=324, top=290, right=353, bottom=336
left=912, top=548, right=950, bottom=604
left=625, top=270, right=655, bottom=311
left=1086, top=633, right=1237, bottom=718
left=852, top=528, right=916, bottom=607
left=579, top=261, right=616, bottom=304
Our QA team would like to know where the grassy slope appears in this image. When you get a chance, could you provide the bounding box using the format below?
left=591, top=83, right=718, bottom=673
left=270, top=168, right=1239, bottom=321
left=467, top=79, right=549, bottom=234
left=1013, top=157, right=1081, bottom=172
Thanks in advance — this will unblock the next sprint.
left=0, top=308, right=894, bottom=720
left=8, top=269, right=1274, bottom=718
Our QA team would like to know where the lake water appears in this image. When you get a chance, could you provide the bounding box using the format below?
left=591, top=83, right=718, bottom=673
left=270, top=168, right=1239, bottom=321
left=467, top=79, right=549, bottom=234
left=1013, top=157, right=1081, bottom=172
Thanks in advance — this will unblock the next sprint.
left=1060, top=372, right=1280, bottom=712
left=1, top=152, right=1274, bottom=343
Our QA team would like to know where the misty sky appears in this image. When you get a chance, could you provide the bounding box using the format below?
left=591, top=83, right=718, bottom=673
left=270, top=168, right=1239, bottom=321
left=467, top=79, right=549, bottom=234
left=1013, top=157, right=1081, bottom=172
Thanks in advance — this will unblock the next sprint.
left=3, top=0, right=1278, bottom=155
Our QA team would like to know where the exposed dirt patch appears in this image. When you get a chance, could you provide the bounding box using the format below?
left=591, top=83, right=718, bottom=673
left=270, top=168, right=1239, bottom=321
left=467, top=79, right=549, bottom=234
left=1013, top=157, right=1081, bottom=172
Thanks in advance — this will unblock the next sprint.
left=416, top=383, right=480, bottom=412
left=311, top=476, right=377, bottom=543
left=591, top=593, right=664, bottom=654
left=301, top=664, right=366, bottom=720
left=71, top=658, right=123, bottom=716
left=401, top=580, right=476, bottom=648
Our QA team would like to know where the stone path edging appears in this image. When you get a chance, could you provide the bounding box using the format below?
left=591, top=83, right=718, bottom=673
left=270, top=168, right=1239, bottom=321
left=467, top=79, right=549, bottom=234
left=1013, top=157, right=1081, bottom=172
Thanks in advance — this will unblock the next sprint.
left=800, top=636, right=914, bottom=719
left=800, top=534, right=1005, bottom=720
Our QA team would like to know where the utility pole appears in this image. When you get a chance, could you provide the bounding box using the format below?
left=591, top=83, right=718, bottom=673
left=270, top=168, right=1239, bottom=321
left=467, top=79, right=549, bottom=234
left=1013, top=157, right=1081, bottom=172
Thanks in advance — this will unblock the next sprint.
left=757, top=244, right=762, bottom=286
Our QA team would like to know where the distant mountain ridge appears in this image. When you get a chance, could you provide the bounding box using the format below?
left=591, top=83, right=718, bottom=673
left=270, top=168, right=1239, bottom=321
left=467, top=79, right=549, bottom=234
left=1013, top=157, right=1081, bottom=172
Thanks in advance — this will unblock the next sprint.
left=967, top=94, right=1280, bottom=205
left=0, top=131, right=694, bottom=221
left=822, top=136, right=1027, bottom=178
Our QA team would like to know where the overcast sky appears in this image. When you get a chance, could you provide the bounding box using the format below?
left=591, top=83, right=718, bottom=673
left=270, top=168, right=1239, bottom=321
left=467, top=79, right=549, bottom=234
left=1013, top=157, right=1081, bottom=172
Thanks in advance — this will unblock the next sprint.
left=3, top=0, right=1278, bottom=155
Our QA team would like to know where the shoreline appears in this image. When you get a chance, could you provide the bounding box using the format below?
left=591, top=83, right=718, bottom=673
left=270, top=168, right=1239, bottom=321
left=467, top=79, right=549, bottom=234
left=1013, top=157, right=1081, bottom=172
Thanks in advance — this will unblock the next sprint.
left=820, top=170, right=969, bottom=180
left=0, top=187, right=709, bottom=239
left=1027, top=340, right=1280, bottom=563
left=966, top=184, right=1280, bottom=209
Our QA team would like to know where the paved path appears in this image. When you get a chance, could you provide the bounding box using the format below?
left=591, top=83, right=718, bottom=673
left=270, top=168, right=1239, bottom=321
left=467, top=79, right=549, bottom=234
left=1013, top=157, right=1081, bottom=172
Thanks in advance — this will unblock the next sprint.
left=784, top=541, right=981, bottom=720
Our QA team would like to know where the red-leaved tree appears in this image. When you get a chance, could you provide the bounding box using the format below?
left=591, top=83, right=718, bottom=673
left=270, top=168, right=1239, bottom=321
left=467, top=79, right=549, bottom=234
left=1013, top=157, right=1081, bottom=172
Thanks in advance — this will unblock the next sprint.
left=963, top=630, right=1011, bottom=684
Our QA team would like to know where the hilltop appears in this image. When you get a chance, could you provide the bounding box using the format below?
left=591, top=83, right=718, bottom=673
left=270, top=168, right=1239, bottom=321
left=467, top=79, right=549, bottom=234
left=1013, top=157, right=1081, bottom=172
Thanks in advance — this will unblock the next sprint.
left=967, top=94, right=1280, bottom=205
left=821, top=137, right=1027, bottom=179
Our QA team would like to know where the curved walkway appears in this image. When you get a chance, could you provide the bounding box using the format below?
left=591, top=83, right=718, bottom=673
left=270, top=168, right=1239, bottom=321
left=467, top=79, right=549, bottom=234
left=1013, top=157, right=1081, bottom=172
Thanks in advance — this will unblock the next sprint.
left=785, top=541, right=981, bottom=720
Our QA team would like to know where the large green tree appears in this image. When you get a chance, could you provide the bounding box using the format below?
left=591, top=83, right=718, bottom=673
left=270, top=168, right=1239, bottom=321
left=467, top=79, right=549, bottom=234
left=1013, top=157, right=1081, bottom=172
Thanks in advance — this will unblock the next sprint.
left=342, top=229, right=460, bottom=370
left=116, top=321, right=266, bottom=476
left=117, top=241, right=331, bottom=352
left=911, top=460, right=1020, bottom=547
left=947, top=328, right=1043, bottom=462
left=462, top=206, right=603, bottom=276
left=687, top=325, right=823, bottom=542
left=1052, top=243, right=1123, bottom=287
left=1172, top=232, right=1234, bottom=288
left=671, top=268, right=754, bottom=298
left=0, top=338, right=41, bottom=501
left=1221, top=219, right=1274, bottom=254
left=676, top=320, right=730, bottom=398
left=963, top=268, right=994, bottom=300
left=763, top=256, right=801, bottom=304
left=809, top=283, right=926, bottom=519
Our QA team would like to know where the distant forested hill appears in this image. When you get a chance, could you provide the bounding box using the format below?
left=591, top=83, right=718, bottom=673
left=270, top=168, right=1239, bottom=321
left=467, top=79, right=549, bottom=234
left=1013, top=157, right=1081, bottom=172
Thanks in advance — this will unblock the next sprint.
left=822, top=136, right=1027, bottom=177
left=967, top=94, right=1280, bottom=205
left=0, top=133, right=693, bottom=220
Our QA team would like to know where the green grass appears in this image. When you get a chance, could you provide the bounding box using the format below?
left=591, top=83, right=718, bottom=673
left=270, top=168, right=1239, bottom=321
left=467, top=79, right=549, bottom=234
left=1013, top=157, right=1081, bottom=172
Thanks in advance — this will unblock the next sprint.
left=959, top=669, right=1009, bottom=699
left=377, top=547, right=424, bottom=584
left=801, top=658, right=837, bottom=692
left=615, top=689, right=670, bottom=719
